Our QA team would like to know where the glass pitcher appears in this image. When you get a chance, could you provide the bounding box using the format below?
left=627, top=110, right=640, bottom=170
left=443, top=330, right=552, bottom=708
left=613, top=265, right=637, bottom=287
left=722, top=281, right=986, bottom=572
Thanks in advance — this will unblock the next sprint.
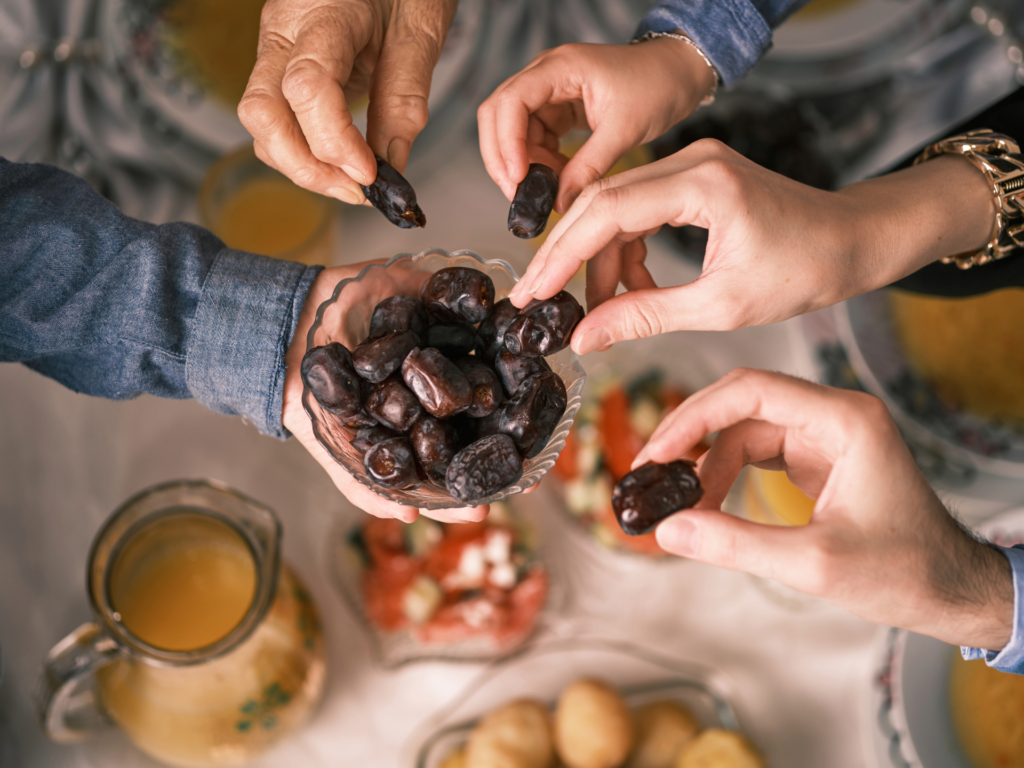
left=37, top=479, right=327, bottom=768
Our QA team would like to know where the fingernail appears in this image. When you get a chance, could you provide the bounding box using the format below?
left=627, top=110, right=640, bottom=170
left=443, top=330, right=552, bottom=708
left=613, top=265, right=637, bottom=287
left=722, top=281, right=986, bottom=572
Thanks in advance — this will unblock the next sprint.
left=341, top=165, right=371, bottom=186
left=658, top=516, right=699, bottom=556
left=387, top=138, right=410, bottom=171
left=506, top=161, right=518, bottom=185
left=328, top=186, right=365, bottom=206
left=574, top=327, right=612, bottom=355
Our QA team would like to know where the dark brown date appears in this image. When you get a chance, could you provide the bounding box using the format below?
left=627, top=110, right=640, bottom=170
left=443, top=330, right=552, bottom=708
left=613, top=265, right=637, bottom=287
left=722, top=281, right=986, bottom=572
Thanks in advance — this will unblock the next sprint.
left=368, top=296, right=428, bottom=344
left=611, top=460, right=703, bottom=536
left=352, top=425, right=401, bottom=455
left=504, top=291, right=584, bottom=357
left=456, top=358, right=502, bottom=418
left=498, top=371, right=567, bottom=457
left=508, top=164, right=558, bottom=239
left=364, top=375, right=425, bottom=432
left=352, top=330, right=419, bottom=383
left=301, top=343, right=366, bottom=420
left=493, top=349, right=552, bottom=397
left=476, top=298, right=520, bottom=363
left=445, top=434, right=524, bottom=503
left=360, top=156, right=426, bottom=228
left=365, top=437, right=422, bottom=489
left=401, top=347, right=473, bottom=418
left=410, top=417, right=462, bottom=483
left=420, top=267, right=495, bottom=325
left=426, top=324, right=478, bottom=359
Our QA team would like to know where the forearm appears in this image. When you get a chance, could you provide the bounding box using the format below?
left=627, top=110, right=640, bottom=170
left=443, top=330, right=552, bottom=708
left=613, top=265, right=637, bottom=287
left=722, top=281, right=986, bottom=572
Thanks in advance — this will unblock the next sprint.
left=0, top=158, right=321, bottom=437
left=837, top=155, right=995, bottom=295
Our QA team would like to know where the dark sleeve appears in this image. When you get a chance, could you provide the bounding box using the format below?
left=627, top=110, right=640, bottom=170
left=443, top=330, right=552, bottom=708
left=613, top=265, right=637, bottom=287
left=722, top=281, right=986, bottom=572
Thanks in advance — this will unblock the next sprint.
left=892, top=87, right=1024, bottom=297
left=0, top=158, right=321, bottom=437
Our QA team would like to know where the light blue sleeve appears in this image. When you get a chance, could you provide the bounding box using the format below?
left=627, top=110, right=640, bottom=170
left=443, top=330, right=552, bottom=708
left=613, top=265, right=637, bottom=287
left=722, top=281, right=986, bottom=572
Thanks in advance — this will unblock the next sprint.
left=634, top=0, right=813, bottom=87
left=0, top=157, right=321, bottom=439
left=961, top=545, right=1024, bottom=675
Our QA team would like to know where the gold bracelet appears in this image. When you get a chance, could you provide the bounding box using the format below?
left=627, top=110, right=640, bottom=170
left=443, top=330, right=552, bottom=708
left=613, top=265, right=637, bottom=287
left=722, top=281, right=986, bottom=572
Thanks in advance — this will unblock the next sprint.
left=914, top=129, right=1024, bottom=269
left=630, top=31, right=719, bottom=107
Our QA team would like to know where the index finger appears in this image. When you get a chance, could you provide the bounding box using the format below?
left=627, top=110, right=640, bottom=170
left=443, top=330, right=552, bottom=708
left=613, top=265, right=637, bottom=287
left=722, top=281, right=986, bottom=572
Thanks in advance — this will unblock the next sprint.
left=238, top=26, right=367, bottom=202
left=634, top=370, right=846, bottom=469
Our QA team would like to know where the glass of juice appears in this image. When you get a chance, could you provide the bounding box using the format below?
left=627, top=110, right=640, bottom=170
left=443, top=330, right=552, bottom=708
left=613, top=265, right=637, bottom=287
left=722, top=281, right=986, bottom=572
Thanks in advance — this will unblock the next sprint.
left=37, top=479, right=326, bottom=767
left=199, top=145, right=337, bottom=266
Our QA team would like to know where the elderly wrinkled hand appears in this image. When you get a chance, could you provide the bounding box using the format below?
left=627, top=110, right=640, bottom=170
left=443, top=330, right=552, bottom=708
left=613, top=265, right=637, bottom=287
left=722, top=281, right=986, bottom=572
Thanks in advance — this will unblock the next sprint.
left=282, top=261, right=488, bottom=525
left=239, top=0, right=457, bottom=205
left=638, top=368, right=1013, bottom=651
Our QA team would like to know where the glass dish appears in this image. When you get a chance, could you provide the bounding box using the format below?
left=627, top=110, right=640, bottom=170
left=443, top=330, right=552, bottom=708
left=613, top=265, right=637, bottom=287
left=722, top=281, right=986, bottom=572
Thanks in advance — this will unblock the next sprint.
left=301, top=248, right=587, bottom=509
left=552, top=335, right=719, bottom=560
left=408, top=637, right=744, bottom=768
left=330, top=498, right=565, bottom=668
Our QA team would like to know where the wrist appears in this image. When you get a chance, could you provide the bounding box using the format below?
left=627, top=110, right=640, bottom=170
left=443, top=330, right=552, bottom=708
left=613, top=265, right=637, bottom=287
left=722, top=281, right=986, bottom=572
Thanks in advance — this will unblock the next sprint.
left=639, top=35, right=717, bottom=115
left=925, top=529, right=1014, bottom=651
left=837, top=155, right=996, bottom=291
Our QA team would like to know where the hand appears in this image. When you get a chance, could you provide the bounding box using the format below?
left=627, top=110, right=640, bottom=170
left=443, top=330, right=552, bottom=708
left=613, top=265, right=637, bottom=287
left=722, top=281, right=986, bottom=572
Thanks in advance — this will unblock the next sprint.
left=634, top=368, right=1013, bottom=651
left=239, top=0, right=457, bottom=205
left=507, top=141, right=995, bottom=353
left=477, top=39, right=715, bottom=212
left=282, top=262, right=487, bottom=525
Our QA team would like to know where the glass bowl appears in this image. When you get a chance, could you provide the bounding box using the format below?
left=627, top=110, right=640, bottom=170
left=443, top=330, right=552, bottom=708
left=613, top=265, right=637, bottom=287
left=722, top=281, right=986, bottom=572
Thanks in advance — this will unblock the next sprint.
left=552, top=335, right=720, bottom=560
left=330, top=498, right=566, bottom=668
left=301, top=248, right=587, bottom=509
left=407, top=637, right=745, bottom=768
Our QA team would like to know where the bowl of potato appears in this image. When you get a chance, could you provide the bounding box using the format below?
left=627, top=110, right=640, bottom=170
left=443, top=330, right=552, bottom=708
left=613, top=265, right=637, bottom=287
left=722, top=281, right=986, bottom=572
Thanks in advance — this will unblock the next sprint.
left=410, top=638, right=762, bottom=768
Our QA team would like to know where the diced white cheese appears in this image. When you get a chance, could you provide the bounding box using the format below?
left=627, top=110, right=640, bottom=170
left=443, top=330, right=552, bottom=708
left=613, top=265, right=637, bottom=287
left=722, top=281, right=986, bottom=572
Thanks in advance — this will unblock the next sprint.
left=483, top=528, right=512, bottom=565
left=442, top=543, right=486, bottom=590
left=564, top=478, right=592, bottom=515
left=630, top=397, right=662, bottom=439
left=488, top=562, right=517, bottom=589
left=402, top=575, right=442, bottom=625
left=459, top=598, right=497, bottom=629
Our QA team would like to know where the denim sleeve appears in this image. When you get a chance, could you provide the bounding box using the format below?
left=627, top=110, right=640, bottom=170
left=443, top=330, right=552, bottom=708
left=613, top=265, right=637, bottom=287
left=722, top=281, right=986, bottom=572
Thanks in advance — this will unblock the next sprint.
left=961, top=545, right=1024, bottom=675
left=635, top=0, right=813, bottom=87
left=0, top=158, right=322, bottom=438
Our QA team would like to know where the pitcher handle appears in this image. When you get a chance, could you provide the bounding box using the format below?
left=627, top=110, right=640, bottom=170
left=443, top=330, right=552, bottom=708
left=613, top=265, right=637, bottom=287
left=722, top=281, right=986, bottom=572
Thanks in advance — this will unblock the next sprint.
left=36, top=623, right=120, bottom=743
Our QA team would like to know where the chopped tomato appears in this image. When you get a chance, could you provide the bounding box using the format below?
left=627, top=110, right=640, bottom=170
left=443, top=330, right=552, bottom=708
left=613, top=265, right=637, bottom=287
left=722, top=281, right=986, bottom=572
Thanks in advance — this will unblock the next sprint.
left=552, top=429, right=579, bottom=481
left=415, top=596, right=509, bottom=646
left=599, top=386, right=645, bottom=481
left=494, top=567, right=548, bottom=645
left=421, top=526, right=489, bottom=583
left=362, top=567, right=418, bottom=632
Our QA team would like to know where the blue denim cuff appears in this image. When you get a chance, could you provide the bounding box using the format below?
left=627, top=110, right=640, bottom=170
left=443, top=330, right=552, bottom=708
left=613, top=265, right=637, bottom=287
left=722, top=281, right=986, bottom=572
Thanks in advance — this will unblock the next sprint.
left=961, top=544, right=1024, bottom=675
left=186, top=250, right=322, bottom=439
left=634, top=0, right=773, bottom=87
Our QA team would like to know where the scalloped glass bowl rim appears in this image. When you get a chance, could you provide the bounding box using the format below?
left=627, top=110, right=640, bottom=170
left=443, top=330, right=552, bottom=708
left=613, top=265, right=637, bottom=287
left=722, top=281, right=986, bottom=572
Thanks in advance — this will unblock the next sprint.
left=302, top=248, right=587, bottom=509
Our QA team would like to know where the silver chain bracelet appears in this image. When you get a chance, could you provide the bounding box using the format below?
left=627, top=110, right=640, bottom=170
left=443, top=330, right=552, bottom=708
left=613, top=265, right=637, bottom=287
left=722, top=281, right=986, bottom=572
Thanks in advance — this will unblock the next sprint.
left=630, top=30, right=720, bottom=107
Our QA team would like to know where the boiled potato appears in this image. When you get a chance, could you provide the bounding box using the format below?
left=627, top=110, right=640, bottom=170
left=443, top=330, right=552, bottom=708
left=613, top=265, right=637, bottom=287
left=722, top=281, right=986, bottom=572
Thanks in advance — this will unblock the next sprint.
left=555, top=679, right=634, bottom=768
left=674, top=729, right=763, bottom=768
left=627, top=700, right=700, bottom=768
left=466, top=699, right=554, bottom=768
left=439, top=747, right=467, bottom=768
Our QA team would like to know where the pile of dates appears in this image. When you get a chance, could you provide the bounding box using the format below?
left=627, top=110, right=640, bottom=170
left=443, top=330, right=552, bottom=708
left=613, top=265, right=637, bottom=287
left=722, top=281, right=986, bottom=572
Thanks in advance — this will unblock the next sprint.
left=302, top=266, right=585, bottom=504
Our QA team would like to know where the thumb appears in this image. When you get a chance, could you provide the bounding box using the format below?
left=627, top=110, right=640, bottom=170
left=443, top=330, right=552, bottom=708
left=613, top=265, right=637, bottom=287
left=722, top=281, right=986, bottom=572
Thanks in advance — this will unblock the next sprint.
left=366, top=4, right=456, bottom=171
left=656, top=510, right=815, bottom=588
left=570, top=276, right=742, bottom=354
left=557, top=125, right=638, bottom=213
